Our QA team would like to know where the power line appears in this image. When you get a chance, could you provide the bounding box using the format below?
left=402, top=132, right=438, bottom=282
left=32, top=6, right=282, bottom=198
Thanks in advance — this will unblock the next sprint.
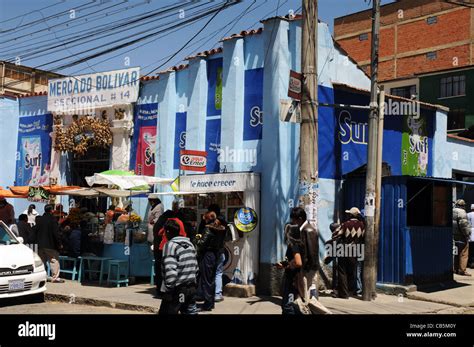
left=147, top=0, right=239, bottom=75
left=0, top=0, right=98, bottom=35
left=0, top=1, right=125, bottom=45
left=0, top=0, right=66, bottom=26
left=3, top=1, right=205, bottom=63
left=0, top=0, right=143, bottom=53
left=73, top=0, right=259, bottom=76
left=3, top=1, right=238, bottom=89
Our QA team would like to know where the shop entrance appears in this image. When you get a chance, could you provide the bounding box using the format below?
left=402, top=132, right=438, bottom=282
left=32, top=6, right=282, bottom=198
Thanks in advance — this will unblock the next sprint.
left=70, top=146, right=110, bottom=212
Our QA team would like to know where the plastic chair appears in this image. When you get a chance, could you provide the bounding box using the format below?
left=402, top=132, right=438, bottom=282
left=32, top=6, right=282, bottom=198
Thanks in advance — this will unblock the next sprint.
left=107, top=260, right=129, bottom=287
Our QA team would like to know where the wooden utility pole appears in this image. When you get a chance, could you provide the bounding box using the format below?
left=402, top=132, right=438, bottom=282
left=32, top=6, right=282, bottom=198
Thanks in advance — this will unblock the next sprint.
left=299, top=0, right=318, bottom=226
left=374, top=86, right=385, bottom=299
left=363, top=0, right=381, bottom=302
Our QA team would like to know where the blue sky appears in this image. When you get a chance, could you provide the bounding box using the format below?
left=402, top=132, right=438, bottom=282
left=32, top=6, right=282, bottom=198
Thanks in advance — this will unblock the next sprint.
left=0, top=0, right=394, bottom=76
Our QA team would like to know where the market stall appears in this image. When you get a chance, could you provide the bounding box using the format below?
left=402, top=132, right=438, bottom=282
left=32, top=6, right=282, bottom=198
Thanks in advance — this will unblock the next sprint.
left=83, top=171, right=173, bottom=278
left=159, top=172, right=260, bottom=286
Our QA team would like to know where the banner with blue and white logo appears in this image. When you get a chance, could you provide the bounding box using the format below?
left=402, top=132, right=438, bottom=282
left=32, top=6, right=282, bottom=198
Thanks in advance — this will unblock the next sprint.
left=15, top=115, right=53, bottom=186
left=243, top=68, right=263, bottom=141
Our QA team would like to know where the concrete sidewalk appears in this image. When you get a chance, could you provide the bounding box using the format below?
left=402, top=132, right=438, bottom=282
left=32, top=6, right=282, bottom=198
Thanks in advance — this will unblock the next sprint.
left=407, top=270, right=474, bottom=308
left=44, top=277, right=473, bottom=314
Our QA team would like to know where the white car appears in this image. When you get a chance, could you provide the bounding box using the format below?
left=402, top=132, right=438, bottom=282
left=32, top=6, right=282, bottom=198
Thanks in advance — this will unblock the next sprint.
left=0, top=221, right=47, bottom=299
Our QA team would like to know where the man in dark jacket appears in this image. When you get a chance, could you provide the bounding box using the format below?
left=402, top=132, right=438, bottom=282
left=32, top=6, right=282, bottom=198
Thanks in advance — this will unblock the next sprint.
left=16, top=214, right=33, bottom=244
left=0, top=196, right=15, bottom=226
left=35, top=204, right=64, bottom=283
left=290, top=207, right=319, bottom=300
left=196, top=212, right=226, bottom=311
left=67, top=223, right=82, bottom=258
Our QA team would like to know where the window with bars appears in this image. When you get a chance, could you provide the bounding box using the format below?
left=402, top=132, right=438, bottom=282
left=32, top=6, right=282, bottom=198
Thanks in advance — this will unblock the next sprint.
left=359, top=33, right=368, bottom=41
left=390, top=85, right=417, bottom=99
left=440, top=75, right=466, bottom=98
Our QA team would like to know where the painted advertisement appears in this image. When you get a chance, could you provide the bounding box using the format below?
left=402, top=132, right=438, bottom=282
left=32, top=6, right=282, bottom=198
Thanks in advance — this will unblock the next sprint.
left=243, top=68, right=264, bottom=140
left=174, top=112, right=187, bottom=170
left=319, top=87, right=434, bottom=179
left=401, top=115, right=429, bottom=176
left=205, top=118, right=221, bottom=174
left=206, top=58, right=223, bottom=174
left=207, top=58, right=223, bottom=117
left=48, top=67, right=140, bottom=112
left=130, top=103, right=157, bottom=176
left=15, top=115, right=53, bottom=186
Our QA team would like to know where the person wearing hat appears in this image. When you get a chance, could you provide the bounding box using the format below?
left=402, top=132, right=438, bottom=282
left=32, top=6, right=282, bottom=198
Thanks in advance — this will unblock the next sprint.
left=332, top=207, right=365, bottom=299
left=453, top=199, right=472, bottom=276
left=468, top=204, right=474, bottom=268
left=0, top=196, right=15, bottom=226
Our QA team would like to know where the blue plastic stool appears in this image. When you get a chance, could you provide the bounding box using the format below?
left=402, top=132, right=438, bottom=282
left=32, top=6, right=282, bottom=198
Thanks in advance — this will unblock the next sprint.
left=150, top=259, right=155, bottom=286
left=79, top=256, right=112, bottom=285
left=58, top=256, right=80, bottom=282
left=107, top=260, right=129, bottom=287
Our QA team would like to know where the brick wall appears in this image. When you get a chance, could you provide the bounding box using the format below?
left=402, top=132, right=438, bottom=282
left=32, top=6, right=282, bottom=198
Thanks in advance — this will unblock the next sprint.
left=334, top=0, right=473, bottom=81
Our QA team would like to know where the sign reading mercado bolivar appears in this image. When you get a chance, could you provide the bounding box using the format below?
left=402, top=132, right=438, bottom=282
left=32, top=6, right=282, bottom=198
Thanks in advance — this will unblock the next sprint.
left=47, top=67, right=140, bottom=112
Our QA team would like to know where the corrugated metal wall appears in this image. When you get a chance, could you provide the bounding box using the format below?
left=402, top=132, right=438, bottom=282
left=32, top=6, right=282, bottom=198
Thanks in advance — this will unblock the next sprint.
left=378, top=177, right=407, bottom=284
left=343, top=176, right=453, bottom=286
left=408, top=226, right=453, bottom=285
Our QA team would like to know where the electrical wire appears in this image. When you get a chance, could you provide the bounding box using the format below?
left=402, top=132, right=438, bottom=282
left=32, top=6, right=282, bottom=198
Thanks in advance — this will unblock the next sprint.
left=3, top=1, right=238, bottom=89
left=0, top=0, right=149, bottom=53
left=3, top=1, right=207, bottom=63
left=0, top=0, right=98, bottom=34
left=146, top=0, right=235, bottom=75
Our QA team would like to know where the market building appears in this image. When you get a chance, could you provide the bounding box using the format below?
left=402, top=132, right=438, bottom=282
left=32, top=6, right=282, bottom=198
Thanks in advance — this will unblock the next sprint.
left=1, top=13, right=473, bottom=295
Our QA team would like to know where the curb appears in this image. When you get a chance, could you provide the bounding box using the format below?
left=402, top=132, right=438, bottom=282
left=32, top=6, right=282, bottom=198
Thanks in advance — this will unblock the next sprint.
left=406, top=293, right=474, bottom=308
left=45, top=293, right=158, bottom=314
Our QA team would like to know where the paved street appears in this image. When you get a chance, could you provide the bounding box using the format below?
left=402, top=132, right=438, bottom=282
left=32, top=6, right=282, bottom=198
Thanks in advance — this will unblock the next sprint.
left=10, top=275, right=467, bottom=315
left=0, top=300, right=146, bottom=314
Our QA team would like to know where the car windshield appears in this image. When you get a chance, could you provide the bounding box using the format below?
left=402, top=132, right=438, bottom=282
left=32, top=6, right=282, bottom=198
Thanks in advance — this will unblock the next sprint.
left=0, top=223, right=18, bottom=245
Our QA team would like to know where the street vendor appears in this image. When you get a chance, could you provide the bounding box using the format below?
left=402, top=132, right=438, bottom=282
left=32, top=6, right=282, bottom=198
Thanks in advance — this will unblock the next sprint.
left=147, top=197, right=164, bottom=243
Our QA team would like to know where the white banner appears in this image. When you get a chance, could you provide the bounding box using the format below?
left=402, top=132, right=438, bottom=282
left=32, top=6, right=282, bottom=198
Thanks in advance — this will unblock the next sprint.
left=47, top=67, right=140, bottom=112
left=179, top=173, right=260, bottom=193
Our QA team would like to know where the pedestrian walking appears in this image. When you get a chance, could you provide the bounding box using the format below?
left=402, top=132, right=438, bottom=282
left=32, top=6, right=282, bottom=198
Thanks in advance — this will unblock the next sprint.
left=0, top=196, right=15, bottom=226
left=23, top=204, right=39, bottom=227
left=152, top=204, right=183, bottom=297
left=278, top=222, right=304, bottom=314
left=333, top=207, right=365, bottom=299
left=159, top=220, right=199, bottom=315
left=34, top=204, right=64, bottom=283
left=467, top=204, right=474, bottom=269
left=453, top=199, right=472, bottom=276
left=195, top=212, right=225, bottom=311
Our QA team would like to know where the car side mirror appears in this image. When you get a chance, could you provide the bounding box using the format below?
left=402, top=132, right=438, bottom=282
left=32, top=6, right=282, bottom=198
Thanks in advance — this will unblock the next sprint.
left=17, top=237, right=24, bottom=244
